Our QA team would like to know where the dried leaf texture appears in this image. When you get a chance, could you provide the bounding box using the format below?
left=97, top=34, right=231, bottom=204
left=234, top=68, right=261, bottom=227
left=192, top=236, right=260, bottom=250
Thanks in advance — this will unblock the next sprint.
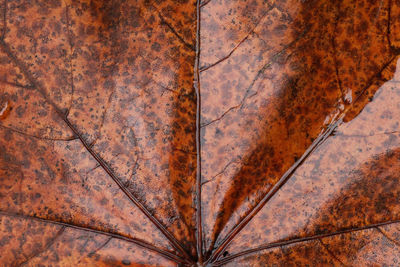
left=0, top=213, right=177, bottom=266
left=200, top=0, right=400, bottom=261
left=1, top=0, right=400, bottom=266
left=1, top=0, right=197, bottom=262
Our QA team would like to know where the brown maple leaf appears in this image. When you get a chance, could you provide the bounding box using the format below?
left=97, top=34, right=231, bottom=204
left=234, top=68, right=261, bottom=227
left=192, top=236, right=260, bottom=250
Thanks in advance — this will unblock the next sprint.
left=1, top=0, right=400, bottom=266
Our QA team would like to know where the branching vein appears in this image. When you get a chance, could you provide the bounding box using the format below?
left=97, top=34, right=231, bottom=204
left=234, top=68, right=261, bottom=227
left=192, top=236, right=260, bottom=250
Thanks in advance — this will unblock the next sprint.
left=0, top=38, right=192, bottom=262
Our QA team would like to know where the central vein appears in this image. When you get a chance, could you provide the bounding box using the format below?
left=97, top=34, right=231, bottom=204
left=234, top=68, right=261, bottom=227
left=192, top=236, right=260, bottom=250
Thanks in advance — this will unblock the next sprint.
left=194, top=0, right=203, bottom=264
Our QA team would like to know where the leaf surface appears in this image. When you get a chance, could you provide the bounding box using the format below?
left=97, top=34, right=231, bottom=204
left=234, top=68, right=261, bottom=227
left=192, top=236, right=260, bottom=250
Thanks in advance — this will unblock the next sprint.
left=1, top=0, right=400, bottom=266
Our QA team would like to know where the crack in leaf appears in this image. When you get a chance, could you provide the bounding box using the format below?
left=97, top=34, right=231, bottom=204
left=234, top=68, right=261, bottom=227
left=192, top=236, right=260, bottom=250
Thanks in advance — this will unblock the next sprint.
left=86, top=164, right=101, bottom=175
left=158, top=82, right=179, bottom=96
left=200, top=3, right=274, bottom=72
left=200, top=0, right=212, bottom=8
left=200, top=103, right=242, bottom=128
left=201, top=27, right=310, bottom=128
left=201, top=159, right=236, bottom=186
left=87, top=237, right=112, bottom=258
left=156, top=11, right=195, bottom=51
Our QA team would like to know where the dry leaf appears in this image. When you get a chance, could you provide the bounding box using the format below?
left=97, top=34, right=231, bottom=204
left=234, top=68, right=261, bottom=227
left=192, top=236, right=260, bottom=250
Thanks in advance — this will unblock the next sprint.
left=1, top=0, right=400, bottom=266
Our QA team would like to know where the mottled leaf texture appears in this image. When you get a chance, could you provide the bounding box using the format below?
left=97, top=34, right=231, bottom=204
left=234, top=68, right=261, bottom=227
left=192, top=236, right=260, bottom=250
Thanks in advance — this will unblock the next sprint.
left=1, top=0, right=400, bottom=266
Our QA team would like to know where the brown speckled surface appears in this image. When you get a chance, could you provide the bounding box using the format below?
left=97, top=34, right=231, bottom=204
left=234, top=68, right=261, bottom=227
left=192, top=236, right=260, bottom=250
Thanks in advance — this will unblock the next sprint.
left=1, top=0, right=400, bottom=266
